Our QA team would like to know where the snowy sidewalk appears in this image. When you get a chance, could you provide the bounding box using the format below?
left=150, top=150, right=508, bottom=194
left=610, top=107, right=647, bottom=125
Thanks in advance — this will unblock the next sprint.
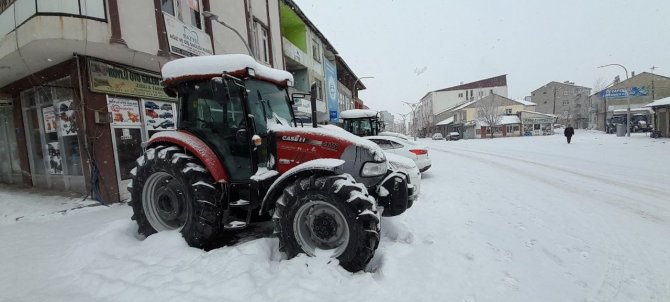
left=0, top=184, right=102, bottom=224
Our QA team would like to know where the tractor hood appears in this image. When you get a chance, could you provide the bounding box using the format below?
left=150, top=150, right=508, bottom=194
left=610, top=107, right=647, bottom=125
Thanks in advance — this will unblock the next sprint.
left=269, top=124, right=387, bottom=187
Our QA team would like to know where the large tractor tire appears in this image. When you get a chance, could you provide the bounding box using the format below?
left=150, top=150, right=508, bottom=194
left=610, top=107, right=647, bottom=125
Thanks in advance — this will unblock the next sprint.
left=274, top=174, right=380, bottom=272
left=129, top=145, right=224, bottom=249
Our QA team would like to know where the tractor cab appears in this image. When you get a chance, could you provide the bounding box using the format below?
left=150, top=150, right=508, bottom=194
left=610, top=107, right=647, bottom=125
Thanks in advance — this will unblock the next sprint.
left=340, top=109, right=384, bottom=136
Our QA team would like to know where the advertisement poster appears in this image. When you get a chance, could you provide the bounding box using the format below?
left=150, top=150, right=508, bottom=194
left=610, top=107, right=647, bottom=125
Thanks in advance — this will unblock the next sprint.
left=57, top=100, right=78, bottom=136
left=163, top=12, right=213, bottom=57
left=143, top=100, right=176, bottom=131
left=47, top=142, right=63, bottom=175
left=324, top=59, right=339, bottom=122
left=42, top=106, right=57, bottom=133
left=89, top=59, right=172, bottom=100
left=107, top=97, right=141, bottom=126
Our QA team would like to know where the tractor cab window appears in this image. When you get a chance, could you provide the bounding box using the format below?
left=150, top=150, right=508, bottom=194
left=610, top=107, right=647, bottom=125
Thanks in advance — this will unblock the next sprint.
left=245, top=79, right=294, bottom=134
left=181, top=81, right=252, bottom=181
left=343, top=118, right=377, bottom=136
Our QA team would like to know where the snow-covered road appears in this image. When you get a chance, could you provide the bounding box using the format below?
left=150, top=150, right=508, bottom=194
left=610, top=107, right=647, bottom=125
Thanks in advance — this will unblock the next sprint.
left=1, top=131, right=669, bottom=302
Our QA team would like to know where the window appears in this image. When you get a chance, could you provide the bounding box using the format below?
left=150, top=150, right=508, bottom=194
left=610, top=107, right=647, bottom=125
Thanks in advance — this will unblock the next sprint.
left=161, top=0, right=175, bottom=15
left=563, top=100, right=570, bottom=105
left=314, top=79, right=323, bottom=100
left=458, top=93, right=463, bottom=98
left=505, top=108, right=512, bottom=114
left=312, top=39, right=321, bottom=62
left=369, top=139, right=393, bottom=150
left=254, top=21, right=271, bottom=64
left=188, top=0, right=202, bottom=29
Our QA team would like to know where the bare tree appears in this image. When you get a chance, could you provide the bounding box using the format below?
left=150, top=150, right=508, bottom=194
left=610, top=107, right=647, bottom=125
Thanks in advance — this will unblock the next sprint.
left=477, top=95, right=503, bottom=138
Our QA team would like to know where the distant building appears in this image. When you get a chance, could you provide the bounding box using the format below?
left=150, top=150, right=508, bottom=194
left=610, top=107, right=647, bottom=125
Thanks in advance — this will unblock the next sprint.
left=379, top=111, right=394, bottom=131
left=531, top=81, right=591, bottom=128
left=417, top=75, right=508, bottom=136
left=590, top=72, right=670, bottom=131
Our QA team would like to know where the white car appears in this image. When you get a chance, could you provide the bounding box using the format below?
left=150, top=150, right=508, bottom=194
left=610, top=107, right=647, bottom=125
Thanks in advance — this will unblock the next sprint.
left=431, top=133, right=444, bottom=140
left=378, top=131, right=410, bottom=141
left=384, top=152, right=421, bottom=204
left=366, top=136, right=432, bottom=172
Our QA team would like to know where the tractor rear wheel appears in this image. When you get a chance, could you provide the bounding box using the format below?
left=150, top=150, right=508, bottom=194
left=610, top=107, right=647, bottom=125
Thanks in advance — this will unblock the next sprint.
left=274, top=174, right=380, bottom=272
left=129, top=145, right=224, bottom=249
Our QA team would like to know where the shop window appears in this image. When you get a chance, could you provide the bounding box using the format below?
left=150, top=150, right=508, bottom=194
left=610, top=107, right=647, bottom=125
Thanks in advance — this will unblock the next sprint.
left=21, top=77, right=84, bottom=191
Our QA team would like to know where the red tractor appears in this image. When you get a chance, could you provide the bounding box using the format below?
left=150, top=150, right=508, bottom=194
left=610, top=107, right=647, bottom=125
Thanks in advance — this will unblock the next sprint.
left=129, top=54, right=412, bottom=271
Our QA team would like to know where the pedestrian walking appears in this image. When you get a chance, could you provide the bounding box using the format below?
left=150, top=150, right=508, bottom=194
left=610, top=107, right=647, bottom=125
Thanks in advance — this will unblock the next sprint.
left=564, top=125, right=575, bottom=144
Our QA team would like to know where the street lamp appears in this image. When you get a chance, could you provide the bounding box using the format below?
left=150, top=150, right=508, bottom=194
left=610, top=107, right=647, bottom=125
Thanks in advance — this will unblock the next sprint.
left=403, top=101, right=420, bottom=141
left=598, top=63, right=631, bottom=137
left=397, top=112, right=411, bottom=135
left=352, top=76, right=374, bottom=108
left=202, top=11, right=254, bottom=58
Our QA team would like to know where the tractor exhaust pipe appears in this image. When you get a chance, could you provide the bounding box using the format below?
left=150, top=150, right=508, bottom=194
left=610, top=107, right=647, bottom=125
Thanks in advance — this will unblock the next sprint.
left=310, top=82, right=318, bottom=128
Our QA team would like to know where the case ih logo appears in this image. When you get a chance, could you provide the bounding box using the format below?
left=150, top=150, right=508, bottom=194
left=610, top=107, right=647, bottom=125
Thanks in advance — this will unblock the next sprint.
left=282, top=135, right=306, bottom=143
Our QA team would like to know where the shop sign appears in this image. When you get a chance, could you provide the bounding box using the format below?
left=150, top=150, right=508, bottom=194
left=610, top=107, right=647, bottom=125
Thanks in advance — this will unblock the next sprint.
left=107, top=97, right=141, bottom=126
left=164, top=13, right=213, bottom=57
left=522, top=117, right=554, bottom=124
left=324, top=60, right=338, bottom=122
left=601, top=86, right=649, bottom=99
left=89, top=59, right=172, bottom=100
left=42, top=106, right=57, bottom=133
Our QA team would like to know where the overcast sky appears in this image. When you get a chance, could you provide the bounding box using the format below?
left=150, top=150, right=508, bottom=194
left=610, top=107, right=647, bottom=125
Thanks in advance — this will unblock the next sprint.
left=293, top=0, right=670, bottom=116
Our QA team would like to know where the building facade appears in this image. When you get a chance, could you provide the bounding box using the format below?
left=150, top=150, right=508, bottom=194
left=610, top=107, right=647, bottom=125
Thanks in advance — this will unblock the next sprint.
left=530, top=81, right=591, bottom=128
left=417, top=75, right=508, bottom=136
left=590, top=72, right=670, bottom=132
left=0, top=0, right=284, bottom=202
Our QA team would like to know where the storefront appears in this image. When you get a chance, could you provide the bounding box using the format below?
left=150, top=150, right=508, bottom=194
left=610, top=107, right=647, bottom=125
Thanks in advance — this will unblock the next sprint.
left=88, top=58, right=177, bottom=201
left=520, top=110, right=557, bottom=136
left=0, top=98, right=22, bottom=184
left=20, top=77, right=86, bottom=192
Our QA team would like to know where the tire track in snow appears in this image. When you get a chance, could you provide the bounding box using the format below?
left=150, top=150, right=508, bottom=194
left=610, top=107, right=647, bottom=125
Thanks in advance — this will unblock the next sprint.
left=429, top=146, right=668, bottom=224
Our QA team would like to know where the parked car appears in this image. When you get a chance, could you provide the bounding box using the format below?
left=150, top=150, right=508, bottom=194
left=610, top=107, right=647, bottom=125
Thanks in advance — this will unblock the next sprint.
left=431, top=133, right=444, bottom=140
left=144, top=101, right=159, bottom=110
left=378, top=131, right=410, bottom=141
left=365, top=135, right=431, bottom=172
left=160, top=103, right=173, bottom=111
left=385, top=152, right=421, bottom=204
left=446, top=132, right=460, bottom=141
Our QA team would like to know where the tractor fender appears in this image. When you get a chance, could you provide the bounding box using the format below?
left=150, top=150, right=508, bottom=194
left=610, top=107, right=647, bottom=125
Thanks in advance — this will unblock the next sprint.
left=259, top=159, right=345, bottom=214
left=147, top=130, right=229, bottom=183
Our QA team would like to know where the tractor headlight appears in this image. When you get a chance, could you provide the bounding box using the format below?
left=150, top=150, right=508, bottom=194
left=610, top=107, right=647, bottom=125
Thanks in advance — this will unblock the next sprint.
left=361, top=161, right=388, bottom=177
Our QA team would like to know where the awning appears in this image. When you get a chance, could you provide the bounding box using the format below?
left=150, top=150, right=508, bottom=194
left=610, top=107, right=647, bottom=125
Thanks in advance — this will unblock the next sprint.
left=645, top=97, right=670, bottom=107
left=436, top=116, right=454, bottom=126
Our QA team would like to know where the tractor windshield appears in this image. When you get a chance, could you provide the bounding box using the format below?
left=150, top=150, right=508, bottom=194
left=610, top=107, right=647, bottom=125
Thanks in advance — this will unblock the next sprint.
left=245, top=79, right=294, bottom=134
left=342, top=118, right=379, bottom=136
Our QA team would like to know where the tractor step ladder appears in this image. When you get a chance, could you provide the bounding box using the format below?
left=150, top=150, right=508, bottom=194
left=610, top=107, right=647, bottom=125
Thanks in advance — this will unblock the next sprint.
left=224, top=220, right=247, bottom=230
left=230, top=199, right=250, bottom=207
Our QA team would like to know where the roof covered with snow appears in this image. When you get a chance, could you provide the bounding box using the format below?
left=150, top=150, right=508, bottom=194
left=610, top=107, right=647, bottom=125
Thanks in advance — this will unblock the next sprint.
left=645, top=97, right=670, bottom=107
left=340, top=109, right=378, bottom=119
left=514, top=99, right=536, bottom=106
left=613, top=107, right=654, bottom=113
left=436, top=116, right=454, bottom=126
left=161, top=54, right=293, bottom=87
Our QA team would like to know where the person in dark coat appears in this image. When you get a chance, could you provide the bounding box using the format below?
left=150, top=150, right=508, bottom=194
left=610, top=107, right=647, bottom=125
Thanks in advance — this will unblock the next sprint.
left=564, top=125, right=575, bottom=144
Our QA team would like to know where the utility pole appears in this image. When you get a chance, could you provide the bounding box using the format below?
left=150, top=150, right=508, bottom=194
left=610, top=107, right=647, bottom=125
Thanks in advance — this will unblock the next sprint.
left=598, top=63, right=630, bottom=137
left=403, top=101, right=419, bottom=141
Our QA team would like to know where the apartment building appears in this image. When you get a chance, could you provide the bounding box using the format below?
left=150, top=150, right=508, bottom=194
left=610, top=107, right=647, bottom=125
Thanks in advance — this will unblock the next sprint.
left=530, top=81, right=591, bottom=128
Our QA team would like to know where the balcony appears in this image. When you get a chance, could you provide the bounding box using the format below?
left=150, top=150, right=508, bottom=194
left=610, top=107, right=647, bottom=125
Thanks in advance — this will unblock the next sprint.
left=282, top=36, right=308, bottom=70
left=0, top=0, right=106, bottom=38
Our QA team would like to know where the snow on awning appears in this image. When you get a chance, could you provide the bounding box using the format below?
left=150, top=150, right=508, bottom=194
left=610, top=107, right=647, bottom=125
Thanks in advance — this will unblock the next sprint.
left=645, top=97, right=670, bottom=107
left=499, top=115, right=521, bottom=125
left=436, top=116, right=454, bottom=126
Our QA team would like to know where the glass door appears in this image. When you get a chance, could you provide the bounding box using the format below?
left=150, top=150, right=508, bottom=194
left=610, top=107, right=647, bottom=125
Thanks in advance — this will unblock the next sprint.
left=0, top=104, right=21, bottom=184
left=108, top=96, right=144, bottom=201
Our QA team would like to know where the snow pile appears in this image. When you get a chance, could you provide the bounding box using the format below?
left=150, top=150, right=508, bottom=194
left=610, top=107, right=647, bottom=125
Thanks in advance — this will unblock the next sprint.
left=161, top=54, right=293, bottom=85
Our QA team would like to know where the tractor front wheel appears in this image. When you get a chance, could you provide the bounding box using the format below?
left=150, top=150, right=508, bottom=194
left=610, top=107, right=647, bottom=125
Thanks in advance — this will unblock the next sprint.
left=130, top=145, right=224, bottom=249
left=274, top=174, right=380, bottom=272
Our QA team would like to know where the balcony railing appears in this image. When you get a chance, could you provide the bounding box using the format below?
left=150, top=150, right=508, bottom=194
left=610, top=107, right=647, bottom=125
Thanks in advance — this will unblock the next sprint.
left=282, top=36, right=308, bottom=68
left=1, top=0, right=106, bottom=38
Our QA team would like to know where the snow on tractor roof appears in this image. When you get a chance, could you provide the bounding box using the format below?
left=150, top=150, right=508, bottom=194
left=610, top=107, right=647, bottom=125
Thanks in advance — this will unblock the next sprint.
left=340, top=109, right=378, bottom=119
left=161, top=54, right=294, bottom=87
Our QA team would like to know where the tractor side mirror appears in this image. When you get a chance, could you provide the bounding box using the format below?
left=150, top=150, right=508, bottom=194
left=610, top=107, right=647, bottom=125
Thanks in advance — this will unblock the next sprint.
left=211, top=77, right=228, bottom=103
left=235, top=128, right=248, bottom=144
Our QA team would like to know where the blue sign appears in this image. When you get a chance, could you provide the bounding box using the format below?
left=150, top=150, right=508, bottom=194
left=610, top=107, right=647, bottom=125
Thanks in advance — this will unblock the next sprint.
left=324, top=59, right=339, bottom=122
left=601, top=86, right=649, bottom=98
